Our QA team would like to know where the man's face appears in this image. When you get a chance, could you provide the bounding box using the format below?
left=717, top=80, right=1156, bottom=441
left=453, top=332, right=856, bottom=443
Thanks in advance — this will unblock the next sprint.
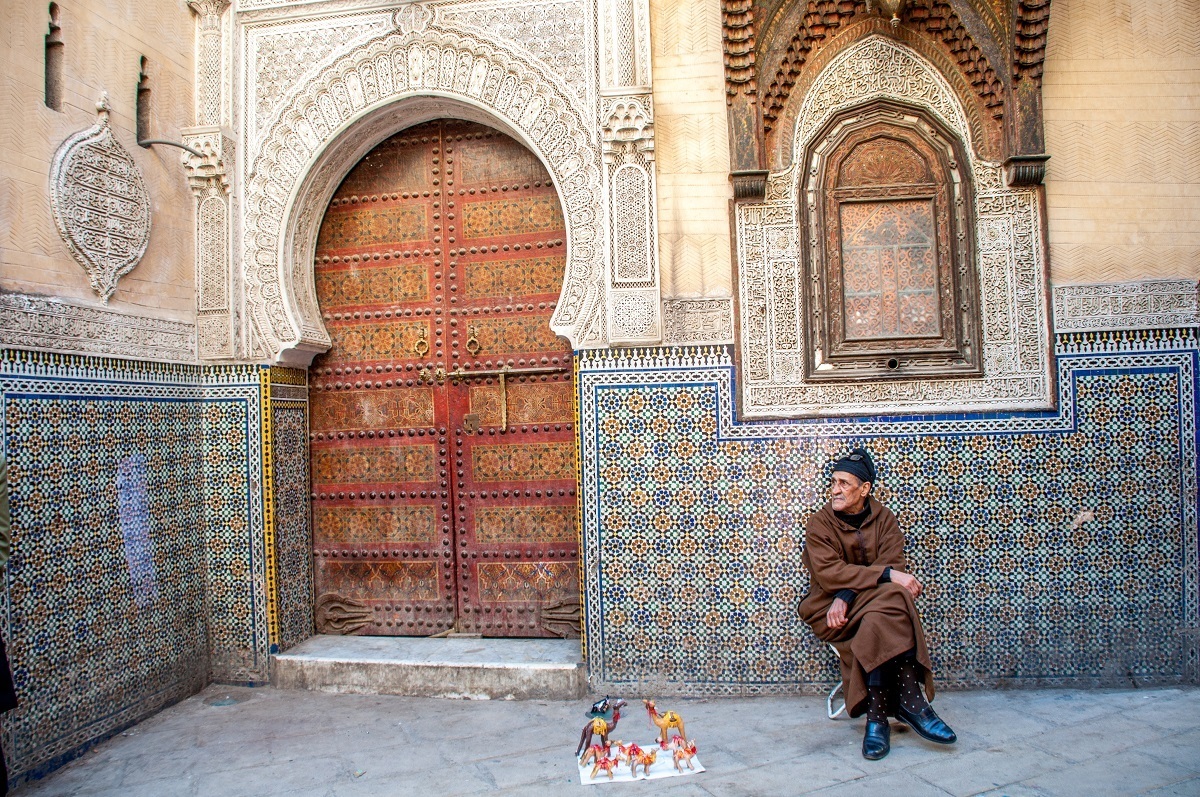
left=830, top=471, right=871, bottom=514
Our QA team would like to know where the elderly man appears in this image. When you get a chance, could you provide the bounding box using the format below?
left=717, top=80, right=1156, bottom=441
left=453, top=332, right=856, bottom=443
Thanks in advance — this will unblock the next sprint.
left=798, top=448, right=955, bottom=760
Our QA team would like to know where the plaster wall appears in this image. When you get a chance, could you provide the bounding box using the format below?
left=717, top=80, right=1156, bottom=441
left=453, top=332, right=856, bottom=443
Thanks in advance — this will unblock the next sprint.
left=649, top=0, right=734, bottom=300
left=1042, top=0, right=1200, bottom=285
left=0, top=0, right=196, bottom=318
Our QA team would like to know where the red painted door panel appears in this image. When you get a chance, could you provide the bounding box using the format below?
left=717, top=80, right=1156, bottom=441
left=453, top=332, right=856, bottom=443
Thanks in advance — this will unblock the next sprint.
left=310, top=119, right=578, bottom=637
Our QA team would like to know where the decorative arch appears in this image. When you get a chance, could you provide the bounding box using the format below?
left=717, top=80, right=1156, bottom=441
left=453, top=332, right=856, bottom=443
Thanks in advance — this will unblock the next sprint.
left=769, top=16, right=1002, bottom=168
left=787, top=34, right=984, bottom=183
left=244, top=23, right=604, bottom=364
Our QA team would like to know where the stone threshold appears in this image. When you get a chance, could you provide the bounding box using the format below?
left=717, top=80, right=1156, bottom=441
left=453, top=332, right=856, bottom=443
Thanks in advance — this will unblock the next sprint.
left=271, top=635, right=586, bottom=700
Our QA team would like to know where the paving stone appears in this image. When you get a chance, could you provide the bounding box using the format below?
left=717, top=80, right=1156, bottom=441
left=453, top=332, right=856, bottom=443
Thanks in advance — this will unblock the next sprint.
left=11, top=686, right=1200, bottom=797
left=823, top=723, right=957, bottom=775
left=909, top=743, right=1069, bottom=796
left=803, top=769, right=954, bottom=797
left=1017, top=689, right=1143, bottom=726
left=473, top=746, right=582, bottom=791
left=971, top=784, right=1057, bottom=797
left=1139, top=777, right=1200, bottom=796
left=1023, top=713, right=1166, bottom=763
left=698, top=750, right=870, bottom=796
left=1017, top=749, right=1197, bottom=797
left=1120, top=693, right=1200, bottom=735
left=1141, top=729, right=1200, bottom=774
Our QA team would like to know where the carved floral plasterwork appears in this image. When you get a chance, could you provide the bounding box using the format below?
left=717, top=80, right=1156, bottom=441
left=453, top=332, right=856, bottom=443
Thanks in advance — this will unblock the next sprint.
left=438, top=0, right=590, bottom=106
left=246, top=14, right=392, bottom=140
left=1053, top=280, right=1200, bottom=333
left=242, top=22, right=605, bottom=362
left=602, top=97, right=654, bottom=163
left=0, top=293, right=196, bottom=363
left=48, top=95, right=152, bottom=303
left=602, top=94, right=661, bottom=343
left=736, top=36, right=1051, bottom=418
left=181, top=127, right=234, bottom=197
left=182, top=126, right=238, bottom=360
left=189, top=0, right=230, bottom=126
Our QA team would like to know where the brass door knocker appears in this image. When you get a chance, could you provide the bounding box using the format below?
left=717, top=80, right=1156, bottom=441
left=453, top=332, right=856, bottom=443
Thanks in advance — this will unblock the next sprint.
left=413, top=327, right=430, bottom=357
left=465, top=325, right=482, bottom=357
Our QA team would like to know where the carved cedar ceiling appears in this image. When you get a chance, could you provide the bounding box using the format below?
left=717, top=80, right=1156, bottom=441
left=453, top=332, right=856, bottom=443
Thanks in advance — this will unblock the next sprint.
left=723, top=0, right=1051, bottom=176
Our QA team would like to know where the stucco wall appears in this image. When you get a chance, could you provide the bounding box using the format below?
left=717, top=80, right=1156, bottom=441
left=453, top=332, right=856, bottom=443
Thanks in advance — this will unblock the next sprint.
left=0, top=0, right=196, bottom=318
left=1042, top=0, right=1200, bottom=285
left=649, top=0, right=734, bottom=300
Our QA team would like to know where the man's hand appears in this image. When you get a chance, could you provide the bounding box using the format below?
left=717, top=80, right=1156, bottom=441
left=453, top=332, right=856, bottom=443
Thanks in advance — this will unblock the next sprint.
left=826, top=597, right=848, bottom=630
left=890, top=569, right=923, bottom=599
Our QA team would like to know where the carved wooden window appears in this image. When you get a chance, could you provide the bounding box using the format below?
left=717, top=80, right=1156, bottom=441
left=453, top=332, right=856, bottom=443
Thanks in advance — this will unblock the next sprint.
left=802, top=103, right=981, bottom=381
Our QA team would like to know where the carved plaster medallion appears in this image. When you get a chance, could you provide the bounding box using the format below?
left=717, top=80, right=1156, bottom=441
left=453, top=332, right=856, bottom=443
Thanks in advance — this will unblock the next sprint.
left=49, top=94, right=152, bottom=302
left=609, top=291, right=659, bottom=339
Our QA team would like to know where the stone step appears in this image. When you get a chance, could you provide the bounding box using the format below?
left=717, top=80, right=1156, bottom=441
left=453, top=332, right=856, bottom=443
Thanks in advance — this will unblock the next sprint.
left=271, top=635, right=587, bottom=700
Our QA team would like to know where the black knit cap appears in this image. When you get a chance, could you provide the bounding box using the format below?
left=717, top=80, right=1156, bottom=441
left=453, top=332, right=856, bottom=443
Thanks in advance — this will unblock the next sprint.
left=831, top=447, right=876, bottom=485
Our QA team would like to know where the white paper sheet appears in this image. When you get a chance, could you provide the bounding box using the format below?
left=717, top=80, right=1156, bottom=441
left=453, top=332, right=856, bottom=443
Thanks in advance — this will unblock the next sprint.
left=576, top=740, right=705, bottom=786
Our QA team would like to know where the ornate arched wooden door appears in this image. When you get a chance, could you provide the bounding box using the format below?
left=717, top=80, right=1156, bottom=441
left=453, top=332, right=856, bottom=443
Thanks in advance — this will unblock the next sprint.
left=309, top=119, right=579, bottom=638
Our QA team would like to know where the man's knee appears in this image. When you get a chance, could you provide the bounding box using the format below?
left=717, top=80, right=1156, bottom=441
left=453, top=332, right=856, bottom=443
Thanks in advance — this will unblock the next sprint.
left=858, top=581, right=909, bottom=605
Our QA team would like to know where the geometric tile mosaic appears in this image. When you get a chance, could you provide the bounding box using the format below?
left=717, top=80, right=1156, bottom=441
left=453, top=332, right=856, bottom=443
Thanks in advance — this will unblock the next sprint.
left=0, top=352, right=266, bottom=779
left=578, top=330, right=1200, bottom=695
left=271, top=398, right=313, bottom=653
left=201, top=390, right=264, bottom=684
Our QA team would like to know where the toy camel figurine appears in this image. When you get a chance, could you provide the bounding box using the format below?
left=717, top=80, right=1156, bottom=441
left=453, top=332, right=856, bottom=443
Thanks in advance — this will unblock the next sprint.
left=614, top=741, right=642, bottom=763
left=630, top=748, right=657, bottom=777
left=590, top=756, right=619, bottom=780
left=576, top=697, right=627, bottom=756
left=579, top=742, right=610, bottom=768
left=643, top=699, right=686, bottom=748
left=672, top=739, right=699, bottom=772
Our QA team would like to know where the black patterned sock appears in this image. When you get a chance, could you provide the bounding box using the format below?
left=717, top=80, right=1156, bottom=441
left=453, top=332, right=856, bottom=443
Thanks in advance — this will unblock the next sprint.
left=865, top=684, right=888, bottom=724
left=894, top=657, right=930, bottom=714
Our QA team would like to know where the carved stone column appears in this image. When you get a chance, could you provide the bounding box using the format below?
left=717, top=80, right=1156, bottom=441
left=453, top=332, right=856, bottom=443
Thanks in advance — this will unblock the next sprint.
left=599, top=0, right=662, bottom=345
left=188, top=0, right=229, bottom=126
left=182, top=127, right=237, bottom=360
left=185, top=0, right=238, bottom=360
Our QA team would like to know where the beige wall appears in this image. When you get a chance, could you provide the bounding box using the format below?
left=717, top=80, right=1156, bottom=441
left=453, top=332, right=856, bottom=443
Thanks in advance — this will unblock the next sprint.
left=649, top=0, right=734, bottom=299
left=0, top=0, right=196, bottom=319
left=1042, top=0, right=1200, bottom=284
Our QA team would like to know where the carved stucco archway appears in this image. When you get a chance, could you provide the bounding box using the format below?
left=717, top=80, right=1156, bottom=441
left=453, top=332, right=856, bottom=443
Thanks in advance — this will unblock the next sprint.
left=244, top=24, right=604, bottom=365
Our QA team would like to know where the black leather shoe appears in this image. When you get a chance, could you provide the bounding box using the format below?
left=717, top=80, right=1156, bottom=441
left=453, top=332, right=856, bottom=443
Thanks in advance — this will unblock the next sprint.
left=895, top=704, right=956, bottom=744
left=862, top=720, right=890, bottom=760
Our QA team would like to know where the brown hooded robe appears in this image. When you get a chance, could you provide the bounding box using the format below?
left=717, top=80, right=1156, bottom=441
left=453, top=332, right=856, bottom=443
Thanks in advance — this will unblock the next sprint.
left=798, top=497, right=935, bottom=718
